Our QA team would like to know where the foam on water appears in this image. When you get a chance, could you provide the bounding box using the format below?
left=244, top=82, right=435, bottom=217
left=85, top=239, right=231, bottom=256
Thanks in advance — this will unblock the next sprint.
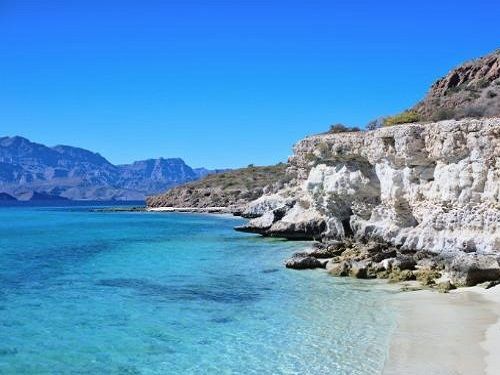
left=0, top=205, right=396, bottom=374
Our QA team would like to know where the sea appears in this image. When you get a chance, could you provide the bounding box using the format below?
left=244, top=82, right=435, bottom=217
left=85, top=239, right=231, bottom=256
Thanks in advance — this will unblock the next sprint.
left=0, top=202, right=397, bottom=374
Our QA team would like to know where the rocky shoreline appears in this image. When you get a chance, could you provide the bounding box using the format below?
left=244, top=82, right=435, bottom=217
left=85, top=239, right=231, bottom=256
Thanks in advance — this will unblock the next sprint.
left=283, top=239, right=500, bottom=292
left=145, top=115, right=500, bottom=294
left=148, top=118, right=500, bottom=291
left=230, top=118, right=500, bottom=291
left=147, top=206, right=233, bottom=214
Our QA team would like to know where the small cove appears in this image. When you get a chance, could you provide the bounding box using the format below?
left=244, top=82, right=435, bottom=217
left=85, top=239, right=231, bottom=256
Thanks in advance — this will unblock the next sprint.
left=0, top=204, right=398, bottom=374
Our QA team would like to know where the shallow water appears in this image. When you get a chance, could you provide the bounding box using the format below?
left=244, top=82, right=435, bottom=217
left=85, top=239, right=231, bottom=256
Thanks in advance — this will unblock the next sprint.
left=0, top=205, right=396, bottom=374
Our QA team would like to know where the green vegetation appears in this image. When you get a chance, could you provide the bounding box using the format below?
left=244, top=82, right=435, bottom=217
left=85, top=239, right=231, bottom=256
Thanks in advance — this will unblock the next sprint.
left=487, top=90, right=498, bottom=98
left=383, top=110, right=420, bottom=126
left=189, top=164, right=290, bottom=190
left=327, top=123, right=361, bottom=133
left=431, top=108, right=456, bottom=121
left=146, top=163, right=292, bottom=208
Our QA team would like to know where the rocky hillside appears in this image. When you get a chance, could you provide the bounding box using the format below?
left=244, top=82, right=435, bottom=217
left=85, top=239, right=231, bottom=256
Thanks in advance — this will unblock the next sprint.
left=412, top=49, right=500, bottom=121
left=0, top=136, right=218, bottom=200
left=146, top=164, right=291, bottom=214
left=238, top=118, right=500, bottom=287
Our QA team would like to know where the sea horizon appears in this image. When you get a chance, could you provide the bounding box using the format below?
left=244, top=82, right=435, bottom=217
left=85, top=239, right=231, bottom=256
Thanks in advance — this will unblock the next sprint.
left=2, top=1, right=500, bottom=373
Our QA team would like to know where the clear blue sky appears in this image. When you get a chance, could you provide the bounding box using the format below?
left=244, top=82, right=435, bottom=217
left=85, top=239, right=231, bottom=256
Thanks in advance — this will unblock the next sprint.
left=1, top=0, right=498, bottom=168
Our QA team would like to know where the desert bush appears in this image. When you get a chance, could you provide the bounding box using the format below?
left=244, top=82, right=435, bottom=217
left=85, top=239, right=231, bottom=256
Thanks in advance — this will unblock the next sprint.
left=383, top=110, right=420, bottom=126
left=461, top=105, right=486, bottom=118
left=476, top=78, right=489, bottom=89
left=431, top=108, right=456, bottom=121
left=487, top=90, right=498, bottom=98
left=328, top=123, right=360, bottom=133
left=366, top=117, right=385, bottom=130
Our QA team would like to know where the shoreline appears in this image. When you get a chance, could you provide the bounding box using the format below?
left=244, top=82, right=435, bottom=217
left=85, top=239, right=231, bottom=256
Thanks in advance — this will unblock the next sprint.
left=471, top=286, right=500, bottom=375
left=195, top=212, right=500, bottom=374
left=146, top=206, right=234, bottom=214
left=133, top=208, right=500, bottom=374
left=383, top=284, right=500, bottom=375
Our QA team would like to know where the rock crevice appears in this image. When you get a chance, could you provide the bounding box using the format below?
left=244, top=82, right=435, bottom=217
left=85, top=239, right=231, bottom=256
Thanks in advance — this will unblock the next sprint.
left=239, top=118, right=500, bottom=287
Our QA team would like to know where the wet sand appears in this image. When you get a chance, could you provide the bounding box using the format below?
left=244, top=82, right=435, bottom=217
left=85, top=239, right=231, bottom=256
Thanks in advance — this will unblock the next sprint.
left=384, top=285, right=500, bottom=375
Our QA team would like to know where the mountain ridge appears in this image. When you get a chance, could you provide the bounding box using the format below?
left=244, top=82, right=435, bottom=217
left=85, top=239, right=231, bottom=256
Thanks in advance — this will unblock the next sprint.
left=0, top=136, right=220, bottom=201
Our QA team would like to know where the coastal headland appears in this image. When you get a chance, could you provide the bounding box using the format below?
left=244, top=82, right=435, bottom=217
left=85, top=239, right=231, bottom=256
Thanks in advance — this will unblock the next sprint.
left=146, top=50, right=500, bottom=373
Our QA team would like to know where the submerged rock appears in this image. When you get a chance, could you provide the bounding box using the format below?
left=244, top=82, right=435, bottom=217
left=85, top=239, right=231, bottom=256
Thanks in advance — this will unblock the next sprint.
left=285, top=253, right=323, bottom=270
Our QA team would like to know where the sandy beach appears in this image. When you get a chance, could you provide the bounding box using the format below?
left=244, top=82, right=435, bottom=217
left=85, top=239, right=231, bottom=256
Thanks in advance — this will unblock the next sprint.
left=384, top=285, right=500, bottom=375
left=147, top=206, right=232, bottom=214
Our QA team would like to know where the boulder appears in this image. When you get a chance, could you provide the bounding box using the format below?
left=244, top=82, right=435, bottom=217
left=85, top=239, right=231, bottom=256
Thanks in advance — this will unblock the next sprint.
left=370, top=247, right=397, bottom=262
left=437, top=280, right=456, bottom=293
left=285, top=253, right=323, bottom=270
left=388, top=269, right=416, bottom=282
left=392, top=255, right=417, bottom=271
left=348, top=260, right=373, bottom=279
left=415, top=269, right=442, bottom=286
left=446, top=254, right=500, bottom=286
left=416, top=257, right=441, bottom=271
left=308, top=241, right=346, bottom=258
left=326, top=260, right=351, bottom=276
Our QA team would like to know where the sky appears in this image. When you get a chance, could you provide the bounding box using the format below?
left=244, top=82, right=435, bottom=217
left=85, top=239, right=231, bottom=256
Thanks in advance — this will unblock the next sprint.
left=0, top=1, right=499, bottom=168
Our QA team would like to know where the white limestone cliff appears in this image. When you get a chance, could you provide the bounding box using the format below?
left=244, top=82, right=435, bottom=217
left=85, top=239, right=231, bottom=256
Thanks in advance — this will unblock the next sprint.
left=239, top=118, right=500, bottom=256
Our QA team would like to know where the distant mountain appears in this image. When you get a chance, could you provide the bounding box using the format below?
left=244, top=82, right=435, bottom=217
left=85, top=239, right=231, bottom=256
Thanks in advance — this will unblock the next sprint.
left=0, top=192, right=16, bottom=201
left=0, top=136, right=222, bottom=200
left=26, top=191, right=70, bottom=201
left=116, top=158, right=199, bottom=195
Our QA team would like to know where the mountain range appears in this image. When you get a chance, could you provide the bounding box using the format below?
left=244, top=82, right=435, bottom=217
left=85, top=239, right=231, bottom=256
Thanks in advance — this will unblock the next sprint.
left=0, top=136, right=224, bottom=201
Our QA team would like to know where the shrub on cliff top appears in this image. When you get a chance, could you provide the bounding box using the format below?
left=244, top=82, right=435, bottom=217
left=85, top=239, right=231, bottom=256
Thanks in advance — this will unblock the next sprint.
left=328, top=123, right=361, bottom=133
left=383, top=110, right=420, bottom=126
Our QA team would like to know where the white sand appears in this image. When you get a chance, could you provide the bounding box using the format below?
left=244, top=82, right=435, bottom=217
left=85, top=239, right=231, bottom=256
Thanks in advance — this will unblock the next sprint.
left=469, top=286, right=500, bottom=375
left=383, top=285, right=500, bottom=375
left=147, top=207, right=229, bottom=212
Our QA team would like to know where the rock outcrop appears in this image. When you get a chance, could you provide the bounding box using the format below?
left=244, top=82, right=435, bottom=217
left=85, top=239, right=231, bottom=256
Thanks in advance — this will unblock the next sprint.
left=241, top=118, right=500, bottom=287
left=412, top=49, right=500, bottom=121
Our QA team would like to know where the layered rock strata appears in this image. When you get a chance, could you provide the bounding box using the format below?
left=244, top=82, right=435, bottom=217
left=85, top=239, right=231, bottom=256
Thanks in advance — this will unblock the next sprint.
left=237, top=118, right=500, bottom=287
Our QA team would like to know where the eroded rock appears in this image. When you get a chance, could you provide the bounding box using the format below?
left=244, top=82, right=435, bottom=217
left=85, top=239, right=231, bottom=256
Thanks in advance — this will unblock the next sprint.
left=285, top=253, right=323, bottom=270
left=445, top=254, right=500, bottom=286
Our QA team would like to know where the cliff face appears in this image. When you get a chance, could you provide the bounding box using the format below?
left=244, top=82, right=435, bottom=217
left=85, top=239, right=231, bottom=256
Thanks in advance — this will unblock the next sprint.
left=239, top=118, right=500, bottom=256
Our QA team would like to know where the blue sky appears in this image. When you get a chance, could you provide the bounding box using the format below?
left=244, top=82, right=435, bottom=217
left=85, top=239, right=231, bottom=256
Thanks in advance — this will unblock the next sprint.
left=1, top=0, right=498, bottom=168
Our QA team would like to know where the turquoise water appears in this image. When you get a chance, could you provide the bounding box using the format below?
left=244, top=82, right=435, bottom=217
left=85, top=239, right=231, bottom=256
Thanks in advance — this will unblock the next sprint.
left=0, top=205, right=396, bottom=374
